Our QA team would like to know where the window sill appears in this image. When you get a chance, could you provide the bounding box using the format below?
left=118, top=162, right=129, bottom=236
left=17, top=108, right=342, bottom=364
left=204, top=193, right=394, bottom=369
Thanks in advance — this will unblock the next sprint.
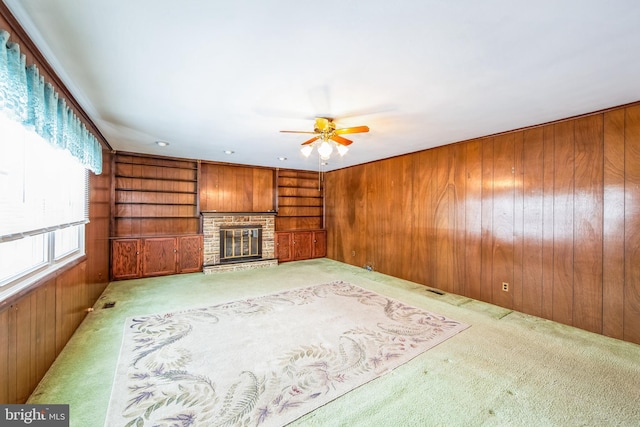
left=0, top=253, right=86, bottom=310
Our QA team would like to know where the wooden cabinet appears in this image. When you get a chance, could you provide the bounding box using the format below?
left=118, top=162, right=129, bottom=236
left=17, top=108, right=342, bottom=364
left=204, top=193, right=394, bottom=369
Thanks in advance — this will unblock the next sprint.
left=111, top=238, right=142, bottom=280
left=275, top=230, right=326, bottom=263
left=293, top=231, right=313, bottom=260
left=142, top=237, right=177, bottom=277
left=111, top=235, right=203, bottom=280
left=275, top=232, right=293, bottom=262
left=312, top=229, right=327, bottom=258
left=178, top=234, right=204, bottom=273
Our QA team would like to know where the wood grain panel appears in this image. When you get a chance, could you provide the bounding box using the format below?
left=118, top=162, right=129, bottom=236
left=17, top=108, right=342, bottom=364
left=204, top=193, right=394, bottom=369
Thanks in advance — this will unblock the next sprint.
left=602, top=109, right=625, bottom=339
left=409, top=150, right=435, bottom=285
left=6, top=305, right=17, bottom=403
left=513, top=132, right=524, bottom=312
left=453, top=143, right=468, bottom=296
left=492, top=134, right=515, bottom=309
left=480, top=138, right=494, bottom=302
left=253, top=168, right=275, bottom=211
left=221, top=165, right=238, bottom=211
left=55, top=262, right=88, bottom=356
left=464, top=140, right=483, bottom=300
left=521, top=127, right=545, bottom=317
left=433, top=145, right=455, bottom=292
left=541, top=125, right=555, bottom=320
left=16, top=296, right=32, bottom=402
left=624, top=104, right=640, bottom=344
left=0, top=308, right=9, bottom=403
left=552, top=120, right=575, bottom=325
left=364, top=156, right=413, bottom=277
left=199, top=161, right=219, bottom=210
left=325, top=165, right=367, bottom=267
left=365, top=160, right=390, bottom=274
left=573, top=115, right=604, bottom=333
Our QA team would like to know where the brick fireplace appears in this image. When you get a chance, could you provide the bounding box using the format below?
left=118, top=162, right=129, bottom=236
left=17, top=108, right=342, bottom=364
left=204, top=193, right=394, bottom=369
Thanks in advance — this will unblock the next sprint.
left=201, top=212, right=277, bottom=273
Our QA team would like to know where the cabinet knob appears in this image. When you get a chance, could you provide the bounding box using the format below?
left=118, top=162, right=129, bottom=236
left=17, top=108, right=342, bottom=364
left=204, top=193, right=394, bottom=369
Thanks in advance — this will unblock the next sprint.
left=136, top=251, right=139, bottom=255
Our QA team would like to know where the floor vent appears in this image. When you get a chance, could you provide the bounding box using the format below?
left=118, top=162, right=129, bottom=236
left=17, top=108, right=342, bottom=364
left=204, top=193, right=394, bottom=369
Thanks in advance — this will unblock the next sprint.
left=102, top=302, right=116, bottom=309
left=426, top=289, right=445, bottom=296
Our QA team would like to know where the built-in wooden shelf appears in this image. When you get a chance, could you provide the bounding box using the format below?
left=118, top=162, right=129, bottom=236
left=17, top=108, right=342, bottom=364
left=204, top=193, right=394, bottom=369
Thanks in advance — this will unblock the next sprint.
left=276, top=169, right=323, bottom=231
left=112, top=153, right=200, bottom=237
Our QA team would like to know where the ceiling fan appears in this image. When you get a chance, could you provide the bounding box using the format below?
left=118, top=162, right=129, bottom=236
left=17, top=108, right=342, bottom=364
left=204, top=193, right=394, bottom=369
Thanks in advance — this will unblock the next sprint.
left=280, top=117, right=369, bottom=159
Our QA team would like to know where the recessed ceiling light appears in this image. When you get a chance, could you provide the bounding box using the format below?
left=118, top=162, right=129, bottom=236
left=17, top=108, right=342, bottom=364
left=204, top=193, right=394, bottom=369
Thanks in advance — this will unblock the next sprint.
left=224, top=150, right=234, bottom=155
left=278, top=157, right=287, bottom=161
left=156, top=141, right=169, bottom=147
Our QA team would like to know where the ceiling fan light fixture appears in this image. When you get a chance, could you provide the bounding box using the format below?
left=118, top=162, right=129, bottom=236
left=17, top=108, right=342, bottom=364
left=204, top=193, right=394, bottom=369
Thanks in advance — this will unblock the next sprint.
left=336, top=144, right=349, bottom=156
left=300, top=145, right=313, bottom=157
left=317, top=140, right=333, bottom=159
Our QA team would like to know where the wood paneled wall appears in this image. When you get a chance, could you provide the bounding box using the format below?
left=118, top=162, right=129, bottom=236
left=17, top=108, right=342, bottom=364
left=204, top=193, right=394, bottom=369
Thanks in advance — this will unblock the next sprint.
left=0, top=151, right=112, bottom=404
left=200, top=162, right=275, bottom=213
left=325, top=104, right=640, bottom=345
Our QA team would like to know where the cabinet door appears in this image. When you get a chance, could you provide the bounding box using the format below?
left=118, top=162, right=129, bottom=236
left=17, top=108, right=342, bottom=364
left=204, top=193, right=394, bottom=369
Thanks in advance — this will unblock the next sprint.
left=275, top=232, right=293, bottom=262
left=142, top=237, right=177, bottom=277
left=111, top=239, right=141, bottom=280
left=312, top=230, right=327, bottom=258
left=293, top=231, right=313, bottom=260
left=178, top=235, right=203, bottom=273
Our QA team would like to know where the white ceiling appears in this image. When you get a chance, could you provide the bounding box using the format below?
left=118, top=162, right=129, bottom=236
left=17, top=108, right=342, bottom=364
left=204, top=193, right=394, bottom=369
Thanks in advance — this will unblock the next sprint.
left=4, top=0, right=640, bottom=171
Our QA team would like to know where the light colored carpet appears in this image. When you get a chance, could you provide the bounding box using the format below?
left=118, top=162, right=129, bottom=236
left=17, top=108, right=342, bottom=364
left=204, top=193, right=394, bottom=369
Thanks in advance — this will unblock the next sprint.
left=28, top=259, right=640, bottom=426
left=105, top=281, right=468, bottom=426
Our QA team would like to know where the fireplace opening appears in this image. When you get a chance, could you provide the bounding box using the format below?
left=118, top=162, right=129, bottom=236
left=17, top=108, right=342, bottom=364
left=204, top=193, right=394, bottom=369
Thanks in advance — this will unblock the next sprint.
left=219, top=225, right=262, bottom=263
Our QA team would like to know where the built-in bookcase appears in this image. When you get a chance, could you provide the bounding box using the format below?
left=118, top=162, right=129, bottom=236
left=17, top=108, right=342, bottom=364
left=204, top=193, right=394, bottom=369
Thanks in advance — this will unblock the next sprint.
left=276, top=169, right=324, bottom=230
left=112, top=152, right=200, bottom=236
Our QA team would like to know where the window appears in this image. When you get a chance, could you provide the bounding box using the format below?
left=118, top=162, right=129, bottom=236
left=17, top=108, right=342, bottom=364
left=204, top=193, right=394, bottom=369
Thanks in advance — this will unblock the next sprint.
left=0, top=112, right=88, bottom=298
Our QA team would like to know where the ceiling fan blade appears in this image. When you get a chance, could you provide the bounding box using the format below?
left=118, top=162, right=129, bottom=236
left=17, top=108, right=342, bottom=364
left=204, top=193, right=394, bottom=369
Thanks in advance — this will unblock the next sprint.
left=301, top=136, right=320, bottom=145
left=330, top=134, right=353, bottom=146
left=334, top=125, right=369, bottom=135
left=280, top=130, right=317, bottom=134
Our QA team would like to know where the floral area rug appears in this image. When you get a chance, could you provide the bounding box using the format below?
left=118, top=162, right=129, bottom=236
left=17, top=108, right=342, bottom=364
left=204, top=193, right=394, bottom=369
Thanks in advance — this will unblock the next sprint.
left=105, top=281, right=469, bottom=427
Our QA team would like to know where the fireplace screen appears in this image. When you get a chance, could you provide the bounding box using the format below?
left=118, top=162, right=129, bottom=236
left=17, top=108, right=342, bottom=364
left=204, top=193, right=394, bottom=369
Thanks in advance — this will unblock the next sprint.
left=219, top=225, right=262, bottom=263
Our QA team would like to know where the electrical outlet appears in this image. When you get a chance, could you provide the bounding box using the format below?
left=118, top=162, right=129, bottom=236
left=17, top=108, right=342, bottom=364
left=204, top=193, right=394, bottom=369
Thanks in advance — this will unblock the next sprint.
left=352, top=250, right=356, bottom=257
left=502, top=282, right=509, bottom=292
